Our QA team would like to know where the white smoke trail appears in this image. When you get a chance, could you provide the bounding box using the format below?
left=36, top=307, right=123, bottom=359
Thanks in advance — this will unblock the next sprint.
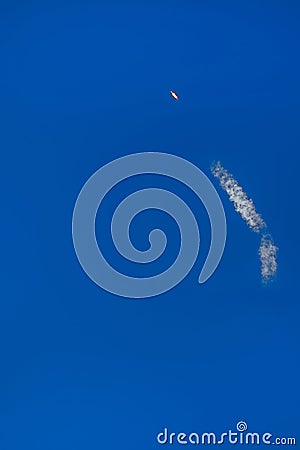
left=259, top=234, right=278, bottom=282
left=211, top=161, right=266, bottom=232
left=211, top=161, right=278, bottom=282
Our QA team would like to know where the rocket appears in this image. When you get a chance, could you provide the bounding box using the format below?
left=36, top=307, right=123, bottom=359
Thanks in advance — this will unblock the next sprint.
left=170, top=90, right=179, bottom=100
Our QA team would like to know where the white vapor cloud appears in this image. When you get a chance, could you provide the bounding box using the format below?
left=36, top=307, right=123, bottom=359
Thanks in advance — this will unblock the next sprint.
left=211, top=161, right=266, bottom=232
left=259, top=234, right=278, bottom=282
left=211, top=161, right=278, bottom=282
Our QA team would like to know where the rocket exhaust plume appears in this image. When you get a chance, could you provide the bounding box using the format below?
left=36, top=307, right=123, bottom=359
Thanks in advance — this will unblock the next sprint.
left=211, top=161, right=278, bottom=282
left=259, top=234, right=278, bottom=282
left=211, top=161, right=266, bottom=232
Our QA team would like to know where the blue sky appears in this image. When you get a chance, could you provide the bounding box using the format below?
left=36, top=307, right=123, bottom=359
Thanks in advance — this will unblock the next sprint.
left=0, top=1, right=299, bottom=448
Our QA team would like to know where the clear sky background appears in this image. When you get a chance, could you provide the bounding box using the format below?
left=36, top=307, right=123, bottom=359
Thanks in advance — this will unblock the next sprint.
left=0, top=1, right=299, bottom=448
